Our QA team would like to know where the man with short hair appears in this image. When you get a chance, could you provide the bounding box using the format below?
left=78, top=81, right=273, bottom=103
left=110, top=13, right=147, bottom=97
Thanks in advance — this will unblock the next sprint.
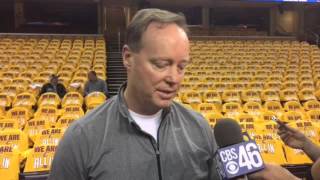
left=83, top=70, right=109, bottom=97
left=40, top=74, right=67, bottom=98
left=49, top=9, right=220, bottom=180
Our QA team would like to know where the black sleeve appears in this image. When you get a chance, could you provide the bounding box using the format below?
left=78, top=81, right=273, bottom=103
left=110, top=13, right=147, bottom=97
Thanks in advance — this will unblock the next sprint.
left=48, top=124, right=89, bottom=180
left=59, top=84, right=67, bottom=98
left=39, top=84, right=48, bottom=97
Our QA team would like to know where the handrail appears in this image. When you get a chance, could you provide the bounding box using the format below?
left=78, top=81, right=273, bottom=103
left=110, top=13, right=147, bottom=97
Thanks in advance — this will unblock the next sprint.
left=306, top=29, right=319, bottom=46
left=118, top=28, right=121, bottom=52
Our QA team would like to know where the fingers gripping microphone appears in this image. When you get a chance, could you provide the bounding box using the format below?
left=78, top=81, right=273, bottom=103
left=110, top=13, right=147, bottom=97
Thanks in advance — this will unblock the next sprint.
left=214, top=119, right=265, bottom=179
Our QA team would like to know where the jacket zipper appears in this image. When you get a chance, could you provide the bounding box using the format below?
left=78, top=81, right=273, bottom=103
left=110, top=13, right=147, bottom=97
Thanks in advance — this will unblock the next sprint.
left=149, top=118, right=163, bottom=180
left=132, top=121, right=163, bottom=180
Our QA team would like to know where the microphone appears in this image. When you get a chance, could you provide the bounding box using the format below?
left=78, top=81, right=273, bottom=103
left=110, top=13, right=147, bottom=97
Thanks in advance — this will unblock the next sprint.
left=214, top=118, right=265, bottom=179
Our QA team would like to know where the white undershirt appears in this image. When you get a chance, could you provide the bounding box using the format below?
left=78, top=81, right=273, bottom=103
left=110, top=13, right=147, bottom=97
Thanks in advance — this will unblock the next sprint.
left=129, top=109, right=162, bottom=141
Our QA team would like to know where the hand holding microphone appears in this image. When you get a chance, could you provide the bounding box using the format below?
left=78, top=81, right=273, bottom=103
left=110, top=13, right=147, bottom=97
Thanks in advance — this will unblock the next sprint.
left=273, top=116, right=320, bottom=162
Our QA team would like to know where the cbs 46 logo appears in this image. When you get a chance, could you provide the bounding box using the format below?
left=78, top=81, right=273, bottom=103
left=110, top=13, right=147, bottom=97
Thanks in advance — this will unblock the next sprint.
left=219, top=142, right=263, bottom=174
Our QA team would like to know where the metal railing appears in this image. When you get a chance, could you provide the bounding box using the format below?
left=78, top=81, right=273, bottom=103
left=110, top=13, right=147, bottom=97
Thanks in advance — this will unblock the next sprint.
left=306, top=29, right=319, bottom=46
left=118, top=28, right=121, bottom=52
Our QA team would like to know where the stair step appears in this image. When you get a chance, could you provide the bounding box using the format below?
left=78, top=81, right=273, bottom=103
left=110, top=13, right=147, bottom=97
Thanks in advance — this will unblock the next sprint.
left=107, top=38, right=127, bottom=97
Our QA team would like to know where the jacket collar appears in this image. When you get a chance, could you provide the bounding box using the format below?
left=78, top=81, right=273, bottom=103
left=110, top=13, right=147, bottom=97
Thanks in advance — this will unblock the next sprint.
left=117, top=82, right=171, bottom=123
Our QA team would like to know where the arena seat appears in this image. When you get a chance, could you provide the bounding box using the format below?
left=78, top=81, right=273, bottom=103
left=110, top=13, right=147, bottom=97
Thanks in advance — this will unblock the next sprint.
left=0, top=129, right=29, bottom=152
left=222, top=102, right=242, bottom=118
left=6, top=107, right=31, bottom=129
left=61, top=92, right=83, bottom=107
left=284, top=101, right=305, bottom=113
left=34, top=106, right=60, bottom=127
left=304, top=100, right=320, bottom=111
left=85, top=91, right=107, bottom=111
left=37, top=93, right=61, bottom=108
left=261, top=89, right=280, bottom=102
left=263, top=101, right=284, bottom=118
left=12, top=92, right=36, bottom=110
left=55, top=115, right=77, bottom=129
left=0, top=145, right=20, bottom=180
left=24, top=144, right=57, bottom=173
left=23, top=118, right=51, bottom=143
left=33, top=128, right=65, bottom=146
left=60, top=105, right=84, bottom=119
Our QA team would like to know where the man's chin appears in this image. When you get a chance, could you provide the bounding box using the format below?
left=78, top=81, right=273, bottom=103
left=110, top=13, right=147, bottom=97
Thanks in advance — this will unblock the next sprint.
left=155, top=99, right=173, bottom=109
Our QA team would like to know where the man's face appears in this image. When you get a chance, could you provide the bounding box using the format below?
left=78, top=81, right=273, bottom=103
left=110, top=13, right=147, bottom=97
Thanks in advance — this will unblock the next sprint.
left=88, top=72, right=97, bottom=81
left=51, top=77, right=58, bottom=85
left=124, top=22, right=190, bottom=111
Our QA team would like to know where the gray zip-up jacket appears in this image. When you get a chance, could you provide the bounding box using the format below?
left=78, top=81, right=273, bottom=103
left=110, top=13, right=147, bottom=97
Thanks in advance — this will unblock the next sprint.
left=49, top=84, right=221, bottom=180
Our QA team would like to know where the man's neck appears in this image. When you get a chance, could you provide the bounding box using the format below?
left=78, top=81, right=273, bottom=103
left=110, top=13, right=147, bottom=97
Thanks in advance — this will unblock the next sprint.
left=124, top=88, right=160, bottom=115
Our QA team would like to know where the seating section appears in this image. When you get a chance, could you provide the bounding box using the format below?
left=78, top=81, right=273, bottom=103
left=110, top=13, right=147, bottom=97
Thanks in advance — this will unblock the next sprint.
left=0, top=35, right=107, bottom=178
left=176, top=39, right=320, bottom=165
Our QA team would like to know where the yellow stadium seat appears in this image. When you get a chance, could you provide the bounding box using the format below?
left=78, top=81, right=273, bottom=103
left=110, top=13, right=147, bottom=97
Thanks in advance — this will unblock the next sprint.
left=196, top=103, right=219, bottom=115
left=315, top=89, right=320, bottom=101
left=85, top=91, right=107, bottom=110
left=0, top=119, right=19, bottom=131
left=298, top=88, right=317, bottom=102
left=56, top=115, right=77, bottom=129
left=74, top=70, right=88, bottom=79
left=6, top=107, right=31, bottom=129
left=0, top=145, right=20, bottom=180
left=222, top=102, right=242, bottom=118
left=222, top=90, right=241, bottom=103
left=241, top=89, right=261, bottom=103
left=255, top=139, right=287, bottom=165
left=260, top=121, right=279, bottom=138
left=281, top=81, right=299, bottom=91
left=263, top=101, right=284, bottom=118
left=279, top=89, right=299, bottom=102
left=284, top=101, right=304, bottom=113
left=304, top=100, right=320, bottom=111
left=0, top=129, right=28, bottom=152
left=299, top=81, right=315, bottom=91
left=61, top=105, right=84, bottom=119
left=202, top=90, right=222, bottom=104
left=243, top=101, right=262, bottom=116
left=259, top=111, right=279, bottom=123
left=24, top=144, right=57, bottom=173
left=69, top=77, right=87, bottom=93
left=12, top=92, right=36, bottom=110
left=0, top=93, right=11, bottom=110
left=281, top=111, right=306, bottom=123
left=181, top=90, right=202, bottom=104
left=229, top=82, right=246, bottom=91
left=239, top=122, right=257, bottom=138
left=236, top=113, right=257, bottom=123
left=23, top=118, right=51, bottom=143
left=284, top=146, right=312, bottom=165
left=265, top=81, right=281, bottom=91
left=61, top=92, right=83, bottom=107
left=261, top=89, right=280, bottom=102
left=38, top=92, right=61, bottom=108
left=33, top=128, right=65, bottom=146
left=2, top=85, right=18, bottom=100
left=306, top=110, right=320, bottom=122
left=290, top=121, right=319, bottom=144
left=212, top=82, right=227, bottom=93
left=34, top=106, right=60, bottom=127
left=203, top=112, right=224, bottom=125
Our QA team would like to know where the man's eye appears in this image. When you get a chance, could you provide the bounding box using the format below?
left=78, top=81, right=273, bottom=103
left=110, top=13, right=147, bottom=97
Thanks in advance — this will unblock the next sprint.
left=153, top=61, right=169, bottom=69
left=178, top=63, right=188, bottom=71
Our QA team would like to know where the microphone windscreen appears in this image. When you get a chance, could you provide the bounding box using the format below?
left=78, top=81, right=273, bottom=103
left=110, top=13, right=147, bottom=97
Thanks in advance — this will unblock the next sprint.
left=214, top=118, right=243, bottom=148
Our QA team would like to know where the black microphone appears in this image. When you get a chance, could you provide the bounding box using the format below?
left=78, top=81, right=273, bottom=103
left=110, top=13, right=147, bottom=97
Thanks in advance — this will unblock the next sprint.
left=214, top=118, right=265, bottom=180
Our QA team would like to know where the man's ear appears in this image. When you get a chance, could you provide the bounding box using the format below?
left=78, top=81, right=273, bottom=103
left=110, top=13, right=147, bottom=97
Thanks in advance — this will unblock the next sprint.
left=123, top=45, right=133, bottom=70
